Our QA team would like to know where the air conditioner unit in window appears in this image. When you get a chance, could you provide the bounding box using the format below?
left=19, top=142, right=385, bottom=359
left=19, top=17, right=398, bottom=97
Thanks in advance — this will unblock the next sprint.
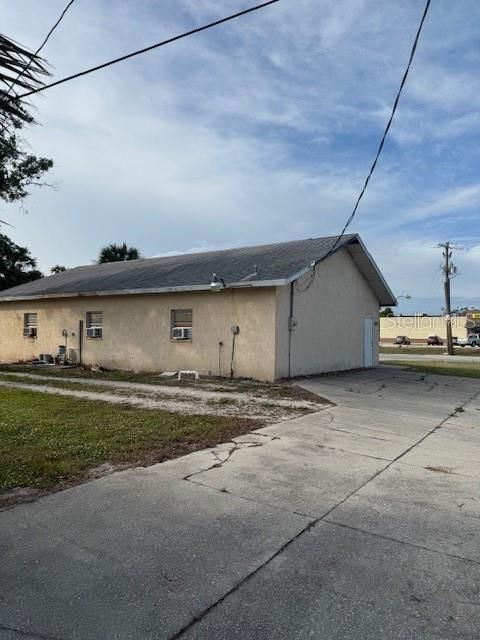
left=172, top=327, right=191, bottom=340
left=24, top=327, right=37, bottom=338
left=86, top=327, right=102, bottom=338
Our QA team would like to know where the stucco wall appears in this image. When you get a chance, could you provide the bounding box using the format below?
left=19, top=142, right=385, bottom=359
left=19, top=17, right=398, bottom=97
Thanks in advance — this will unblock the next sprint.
left=380, top=315, right=468, bottom=342
left=0, top=288, right=277, bottom=381
left=0, top=249, right=383, bottom=380
left=274, top=248, right=380, bottom=378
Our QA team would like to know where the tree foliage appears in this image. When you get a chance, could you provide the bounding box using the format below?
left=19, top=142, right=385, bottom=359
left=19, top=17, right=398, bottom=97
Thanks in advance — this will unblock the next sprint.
left=98, top=243, right=141, bottom=264
left=0, top=34, right=50, bottom=123
left=380, top=307, right=395, bottom=317
left=51, top=264, right=66, bottom=274
left=0, top=34, right=53, bottom=208
left=0, top=131, right=53, bottom=203
left=0, top=233, right=42, bottom=291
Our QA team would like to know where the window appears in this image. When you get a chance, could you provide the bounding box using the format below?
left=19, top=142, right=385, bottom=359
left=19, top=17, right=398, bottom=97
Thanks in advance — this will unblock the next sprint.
left=86, top=311, right=103, bottom=338
left=23, top=312, right=38, bottom=338
left=171, top=309, right=192, bottom=340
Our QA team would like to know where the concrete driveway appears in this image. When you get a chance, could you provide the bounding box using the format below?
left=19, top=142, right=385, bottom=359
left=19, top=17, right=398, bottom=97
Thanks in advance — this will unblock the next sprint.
left=1, top=366, right=479, bottom=639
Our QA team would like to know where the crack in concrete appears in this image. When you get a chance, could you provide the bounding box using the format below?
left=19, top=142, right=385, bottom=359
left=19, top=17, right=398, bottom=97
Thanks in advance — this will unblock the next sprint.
left=323, top=519, right=480, bottom=567
left=315, top=443, right=391, bottom=462
left=183, top=436, right=278, bottom=482
left=0, top=623, right=65, bottom=640
left=324, top=424, right=392, bottom=443
left=186, top=477, right=313, bottom=519
left=170, top=387, right=480, bottom=639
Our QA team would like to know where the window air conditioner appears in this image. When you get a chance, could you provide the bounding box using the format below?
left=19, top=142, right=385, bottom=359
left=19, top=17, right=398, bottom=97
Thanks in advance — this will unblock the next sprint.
left=86, top=327, right=102, bottom=338
left=172, top=327, right=190, bottom=340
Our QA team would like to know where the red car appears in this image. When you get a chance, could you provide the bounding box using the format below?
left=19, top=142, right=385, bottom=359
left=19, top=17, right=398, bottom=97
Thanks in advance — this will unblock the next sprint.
left=427, top=335, right=443, bottom=346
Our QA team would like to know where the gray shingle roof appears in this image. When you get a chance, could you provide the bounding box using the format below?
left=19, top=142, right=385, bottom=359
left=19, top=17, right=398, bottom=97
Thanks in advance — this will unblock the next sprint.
left=0, top=234, right=396, bottom=305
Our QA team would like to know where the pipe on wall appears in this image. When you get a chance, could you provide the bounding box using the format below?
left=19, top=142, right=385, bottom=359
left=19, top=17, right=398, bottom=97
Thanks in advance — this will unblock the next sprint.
left=288, top=282, right=294, bottom=378
left=78, top=319, right=84, bottom=365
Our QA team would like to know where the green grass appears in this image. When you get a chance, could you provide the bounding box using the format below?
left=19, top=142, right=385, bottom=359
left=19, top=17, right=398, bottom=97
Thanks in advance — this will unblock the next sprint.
left=388, top=360, right=480, bottom=379
left=0, top=387, right=256, bottom=497
left=380, top=346, right=480, bottom=356
left=0, top=365, right=316, bottom=401
left=0, top=374, right=186, bottom=401
left=0, top=374, right=107, bottom=394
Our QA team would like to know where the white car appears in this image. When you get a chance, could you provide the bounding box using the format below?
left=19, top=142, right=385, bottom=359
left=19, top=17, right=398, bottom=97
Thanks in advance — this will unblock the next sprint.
left=457, top=334, right=480, bottom=347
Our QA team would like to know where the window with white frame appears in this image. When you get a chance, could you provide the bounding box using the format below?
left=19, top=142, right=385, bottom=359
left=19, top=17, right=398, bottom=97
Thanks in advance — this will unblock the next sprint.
left=23, top=312, right=38, bottom=338
left=171, top=309, right=192, bottom=340
left=86, top=311, right=103, bottom=338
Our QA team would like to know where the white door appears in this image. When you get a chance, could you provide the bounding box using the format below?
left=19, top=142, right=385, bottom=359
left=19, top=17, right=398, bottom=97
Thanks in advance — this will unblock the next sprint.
left=363, top=318, right=374, bottom=368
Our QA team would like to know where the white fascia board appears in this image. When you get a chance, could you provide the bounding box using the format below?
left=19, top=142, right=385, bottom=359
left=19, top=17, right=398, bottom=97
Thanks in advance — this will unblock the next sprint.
left=0, top=279, right=289, bottom=303
left=353, top=236, right=397, bottom=306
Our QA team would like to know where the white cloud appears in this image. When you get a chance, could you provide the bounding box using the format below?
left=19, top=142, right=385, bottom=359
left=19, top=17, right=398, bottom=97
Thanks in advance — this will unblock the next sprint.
left=403, top=184, right=480, bottom=221
left=1, top=0, right=480, bottom=313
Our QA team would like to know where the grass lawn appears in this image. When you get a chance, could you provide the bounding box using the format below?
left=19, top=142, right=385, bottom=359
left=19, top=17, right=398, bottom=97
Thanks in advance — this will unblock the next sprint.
left=0, top=364, right=313, bottom=401
left=0, top=387, right=256, bottom=505
left=380, top=346, right=480, bottom=356
left=388, top=360, right=480, bottom=379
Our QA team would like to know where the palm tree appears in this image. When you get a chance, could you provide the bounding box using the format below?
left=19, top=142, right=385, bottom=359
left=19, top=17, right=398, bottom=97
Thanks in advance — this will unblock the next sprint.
left=0, top=35, right=53, bottom=212
left=50, top=265, right=66, bottom=274
left=0, top=34, right=49, bottom=125
left=98, top=243, right=141, bottom=264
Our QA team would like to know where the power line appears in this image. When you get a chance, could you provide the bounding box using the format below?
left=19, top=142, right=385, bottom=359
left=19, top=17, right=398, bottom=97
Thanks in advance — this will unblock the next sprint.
left=16, top=0, right=279, bottom=100
left=4, top=0, right=76, bottom=97
left=327, top=0, right=431, bottom=257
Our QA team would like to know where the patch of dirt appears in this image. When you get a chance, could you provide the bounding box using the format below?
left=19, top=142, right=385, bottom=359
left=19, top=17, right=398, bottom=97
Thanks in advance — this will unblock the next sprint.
left=425, top=465, right=453, bottom=474
left=0, top=372, right=331, bottom=423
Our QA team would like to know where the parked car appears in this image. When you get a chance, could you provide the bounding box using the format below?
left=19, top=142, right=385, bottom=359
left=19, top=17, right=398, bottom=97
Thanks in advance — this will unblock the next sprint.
left=427, top=335, right=443, bottom=345
left=394, top=336, right=411, bottom=345
left=457, top=334, right=480, bottom=347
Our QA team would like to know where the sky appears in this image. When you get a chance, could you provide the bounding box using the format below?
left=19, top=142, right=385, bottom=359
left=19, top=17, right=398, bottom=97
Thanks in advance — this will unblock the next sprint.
left=2, top=0, right=480, bottom=314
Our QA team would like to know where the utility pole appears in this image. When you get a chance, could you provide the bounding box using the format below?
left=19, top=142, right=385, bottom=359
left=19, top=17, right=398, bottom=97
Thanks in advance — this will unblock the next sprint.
left=438, top=241, right=457, bottom=356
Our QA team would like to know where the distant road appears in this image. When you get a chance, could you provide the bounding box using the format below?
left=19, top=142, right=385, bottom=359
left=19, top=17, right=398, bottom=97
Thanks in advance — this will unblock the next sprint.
left=379, top=343, right=445, bottom=349
left=380, top=353, right=480, bottom=364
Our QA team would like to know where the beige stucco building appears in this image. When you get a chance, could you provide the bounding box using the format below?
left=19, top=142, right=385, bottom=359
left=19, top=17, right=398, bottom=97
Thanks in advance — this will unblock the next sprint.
left=0, top=235, right=395, bottom=381
left=380, top=315, right=469, bottom=343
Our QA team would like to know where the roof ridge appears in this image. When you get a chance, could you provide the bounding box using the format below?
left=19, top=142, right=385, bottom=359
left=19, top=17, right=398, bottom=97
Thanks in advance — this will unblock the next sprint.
left=0, top=233, right=377, bottom=302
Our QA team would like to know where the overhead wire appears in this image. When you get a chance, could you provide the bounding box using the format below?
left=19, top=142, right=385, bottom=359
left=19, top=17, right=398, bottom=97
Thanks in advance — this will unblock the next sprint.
left=15, top=0, right=279, bottom=100
left=3, top=0, right=76, bottom=98
left=326, top=0, right=432, bottom=257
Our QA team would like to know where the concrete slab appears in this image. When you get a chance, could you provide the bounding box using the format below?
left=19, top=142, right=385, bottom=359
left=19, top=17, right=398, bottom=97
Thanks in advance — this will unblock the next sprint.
left=180, top=521, right=480, bottom=640
left=1, top=365, right=479, bottom=640
left=187, top=435, right=387, bottom=517
left=330, top=462, right=480, bottom=562
left=0, top=468, right=309, bottom=640
left=299, top=378, right=458, bottom=421
left=399, top=422, right=480, bottom=479
left=257, top=406, right=434, bottom=460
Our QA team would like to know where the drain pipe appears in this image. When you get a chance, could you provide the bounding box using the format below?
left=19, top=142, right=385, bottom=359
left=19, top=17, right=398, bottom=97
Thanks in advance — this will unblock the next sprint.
left=287, top=282, right=295, bottom=378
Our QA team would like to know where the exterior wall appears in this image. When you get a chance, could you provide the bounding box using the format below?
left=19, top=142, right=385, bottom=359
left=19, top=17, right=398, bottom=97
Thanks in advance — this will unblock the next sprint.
left=0, top=250, right=385, bottom=381
left=0, top=288, right=277, bottom=381
left=380, top=315, right=468, bottom=343
left=275, top=248, right=380, bottom=378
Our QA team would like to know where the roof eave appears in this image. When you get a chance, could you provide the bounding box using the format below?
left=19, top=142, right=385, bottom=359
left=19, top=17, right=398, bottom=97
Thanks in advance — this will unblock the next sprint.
left=0, top=278, right=289, bottom=303
left=353, top=235, right=397, bottom=306
left=285, top=234, right=396, bottom=307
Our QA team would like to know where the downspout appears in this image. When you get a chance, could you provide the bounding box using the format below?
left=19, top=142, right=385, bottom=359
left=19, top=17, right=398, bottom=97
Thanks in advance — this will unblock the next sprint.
left=287, top=282, right=294, bottom=378
left=78, top=320, right=84, bottom=365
